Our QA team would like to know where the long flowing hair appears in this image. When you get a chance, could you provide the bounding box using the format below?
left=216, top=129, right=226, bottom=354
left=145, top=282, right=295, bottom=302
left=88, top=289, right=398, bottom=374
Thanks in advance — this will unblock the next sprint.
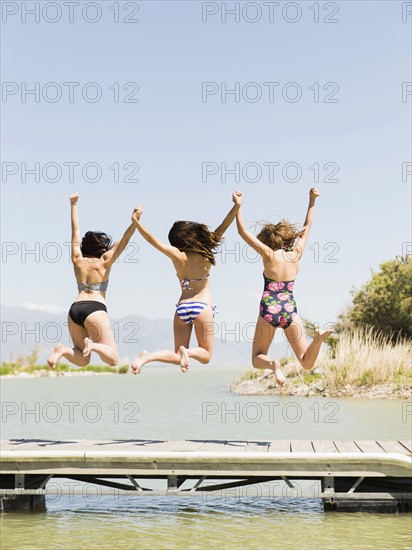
left=168, top=221, right=222, bottom=265
left=256, top=220, right=304, bottom=251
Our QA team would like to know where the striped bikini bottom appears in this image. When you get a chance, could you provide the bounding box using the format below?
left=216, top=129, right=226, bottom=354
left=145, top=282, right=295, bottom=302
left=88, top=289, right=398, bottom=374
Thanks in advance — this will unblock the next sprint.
left=175, top=301, right=216, bottom=325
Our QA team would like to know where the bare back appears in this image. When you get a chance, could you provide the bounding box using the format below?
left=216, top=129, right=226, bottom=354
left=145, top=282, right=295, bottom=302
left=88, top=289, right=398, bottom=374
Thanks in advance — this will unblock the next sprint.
left=261, top=248, right=301, bottom=281
left=171, top=252, right=213, bottom=303
left=73, top=253, right=113, bottom=303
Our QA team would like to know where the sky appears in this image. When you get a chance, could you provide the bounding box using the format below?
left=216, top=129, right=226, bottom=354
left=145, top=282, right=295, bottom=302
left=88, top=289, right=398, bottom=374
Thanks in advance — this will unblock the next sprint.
left=1, top=0, right=411, bottom=342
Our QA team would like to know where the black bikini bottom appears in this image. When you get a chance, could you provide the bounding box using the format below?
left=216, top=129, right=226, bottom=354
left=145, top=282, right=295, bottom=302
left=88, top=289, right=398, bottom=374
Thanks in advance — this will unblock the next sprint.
left=68, top=301, right=107, bottom=327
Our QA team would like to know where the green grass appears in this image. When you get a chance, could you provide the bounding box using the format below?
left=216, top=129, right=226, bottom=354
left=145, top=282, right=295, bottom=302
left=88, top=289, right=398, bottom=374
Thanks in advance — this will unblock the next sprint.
left=237, top=369, right=260, bottom=382
left=0, top=362, right=129, bottom=376
left=300, top=372, right=321, bottom=384
left=0, top=364, right=14, bottom=376
left=279, top=356, right=294, bottom=367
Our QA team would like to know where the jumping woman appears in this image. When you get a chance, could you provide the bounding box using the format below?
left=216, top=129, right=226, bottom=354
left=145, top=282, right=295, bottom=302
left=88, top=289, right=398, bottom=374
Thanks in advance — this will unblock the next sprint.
left=236, top=187, right=334, bottom=385
left=47, top=192, right=136, bottom=368
left=131, top=191, right=243, bottom=373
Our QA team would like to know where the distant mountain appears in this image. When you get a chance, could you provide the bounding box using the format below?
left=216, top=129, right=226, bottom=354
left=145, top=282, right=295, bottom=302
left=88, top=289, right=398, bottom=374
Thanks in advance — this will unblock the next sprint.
left=1, top=305, right=289, bottom=366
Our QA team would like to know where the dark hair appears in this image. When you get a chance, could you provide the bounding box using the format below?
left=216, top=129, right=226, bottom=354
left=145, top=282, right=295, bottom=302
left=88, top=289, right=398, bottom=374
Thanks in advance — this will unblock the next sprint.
left=81, top=231, right=112, bottom=258
left=168, top=221, right=222, bottom=265
left=256, top=219, right=304, bottom=251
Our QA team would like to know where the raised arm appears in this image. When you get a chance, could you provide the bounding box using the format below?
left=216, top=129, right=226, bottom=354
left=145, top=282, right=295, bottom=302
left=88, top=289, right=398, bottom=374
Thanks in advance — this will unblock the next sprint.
left=104, top=223, right=136, bottom=265
left=214, top=191, right=243, bottom=238
left=294, top=187, right=320, bottom=256
left=131, top=205, right=183, bottom=261
left=236, top=206, right=271, bottom=256
left=70, top=192, right=82, bottom=261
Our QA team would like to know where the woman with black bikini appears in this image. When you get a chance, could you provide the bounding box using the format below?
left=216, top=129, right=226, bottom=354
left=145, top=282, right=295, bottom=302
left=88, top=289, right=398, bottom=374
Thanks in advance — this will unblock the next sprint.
left=47, top=192, right=136, bottom=369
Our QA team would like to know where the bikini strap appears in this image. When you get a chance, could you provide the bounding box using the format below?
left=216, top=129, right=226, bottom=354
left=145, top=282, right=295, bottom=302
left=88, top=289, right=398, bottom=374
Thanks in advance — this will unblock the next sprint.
left=178, top=273, right=210, bottom=290
left=77, top=280, right=109, bottom=293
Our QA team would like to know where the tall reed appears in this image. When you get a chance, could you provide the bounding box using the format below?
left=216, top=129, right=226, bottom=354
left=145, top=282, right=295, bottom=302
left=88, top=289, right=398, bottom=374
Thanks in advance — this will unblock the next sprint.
left=320, top=329, right=411, bottom=389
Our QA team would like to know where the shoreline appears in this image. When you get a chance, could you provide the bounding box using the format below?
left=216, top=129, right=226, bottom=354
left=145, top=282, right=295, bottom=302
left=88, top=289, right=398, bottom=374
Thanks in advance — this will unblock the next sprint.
left=231, top=371, right=412, bottom=400
left=2, top=367, right=411, bottom=399
left=1, top=370, right=118, bottom=378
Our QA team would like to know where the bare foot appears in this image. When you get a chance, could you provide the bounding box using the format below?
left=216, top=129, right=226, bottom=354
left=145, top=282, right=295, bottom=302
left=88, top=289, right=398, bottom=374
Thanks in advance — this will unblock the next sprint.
left=131, top=350, right=151, bottom=374
left=271, top=360, right=286, bottom=386
left=83, top=337, right=93, bottom=358
left=47, top=343, right=64, bottom=369
left=313, top=327, right=335, bottom=343
left=179, top=346, right=190, bottom=373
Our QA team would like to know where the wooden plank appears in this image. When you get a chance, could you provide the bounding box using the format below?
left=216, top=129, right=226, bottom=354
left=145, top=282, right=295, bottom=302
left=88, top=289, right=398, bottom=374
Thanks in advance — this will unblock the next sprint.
left=399, top=441, right=412, bottom=453
left=98, top=440, right=179, bottom=452
left=1, top=439, right=85, bottom=451
left=290, top=440, right=314, bottom=453
left=101, top=440, right=182, bottom=452
left=3, top=453, right=410, bottom=478
left=355, top=441, right=386, bottom=453
left=312, top=440, right=338, bottom=453
left=333, top=441, right=362, bottom=453
left=167, top=440, right=210, bottom=452
left=87, top=440, right=164, bottom=452
left=69, top=440, right=119, bottom=451
left=150, top=440, right=191, bottom=452
left=245, top=441, right=270, bottom=453
left=268, top=440, right=290, bottom=452
left=126, top=440, right=169, bottom=451
left=377, top=441, right=411, bottom=454
left=223, top=441, right=248, bottom=452
left=193, top=440, right=248, bottom=452
left=196, top=440, right=230, bottom=452
left=2, top=448, right=411, bottom=478
left=1, top=439, right=410, bottom=455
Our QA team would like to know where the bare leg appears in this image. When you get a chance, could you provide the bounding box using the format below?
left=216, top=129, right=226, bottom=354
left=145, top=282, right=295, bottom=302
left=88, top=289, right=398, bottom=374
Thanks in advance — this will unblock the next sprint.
left=179, top=346, right=190, bottom=373
left=283, top=314, right=334, bottom=370
left=131, top=349, right=182, bottom=374
left=47, top=343, right=90, bottom=368
left=83, top=311, right=119, bottom=367
left=182, top=306, right=216, bottom=366
left=173, top=314, right=194, bottom=372
left=252, top=314, right=285, bottom=386
left=131, top=306, right=216, bottom=374
left=47, top=317, right=90, bottom=368
left=132, top=314, right=193, bottom=374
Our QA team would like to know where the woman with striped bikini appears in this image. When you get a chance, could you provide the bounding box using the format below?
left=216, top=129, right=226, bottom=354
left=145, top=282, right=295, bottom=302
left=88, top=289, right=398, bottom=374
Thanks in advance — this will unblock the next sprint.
left=131, top=192, right=242, bottom=373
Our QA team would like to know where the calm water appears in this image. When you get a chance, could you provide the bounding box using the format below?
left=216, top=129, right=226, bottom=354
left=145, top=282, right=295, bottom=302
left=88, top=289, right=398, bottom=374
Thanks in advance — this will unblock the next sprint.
left=1, top=366, right=411, bottom=549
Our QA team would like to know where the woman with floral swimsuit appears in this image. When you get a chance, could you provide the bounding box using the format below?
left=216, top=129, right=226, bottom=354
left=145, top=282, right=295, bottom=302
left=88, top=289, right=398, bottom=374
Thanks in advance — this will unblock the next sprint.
left=236, top=188, right=335, bottom=385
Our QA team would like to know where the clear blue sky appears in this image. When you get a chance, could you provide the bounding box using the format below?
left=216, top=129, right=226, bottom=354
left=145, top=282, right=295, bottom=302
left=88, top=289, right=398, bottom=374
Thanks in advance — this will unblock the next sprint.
left=1, top=1, right=411, bottom=337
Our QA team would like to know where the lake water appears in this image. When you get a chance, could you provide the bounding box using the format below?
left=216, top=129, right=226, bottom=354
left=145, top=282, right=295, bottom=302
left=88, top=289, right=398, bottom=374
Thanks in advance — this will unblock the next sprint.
left=1, top=366, right=411, bottom=549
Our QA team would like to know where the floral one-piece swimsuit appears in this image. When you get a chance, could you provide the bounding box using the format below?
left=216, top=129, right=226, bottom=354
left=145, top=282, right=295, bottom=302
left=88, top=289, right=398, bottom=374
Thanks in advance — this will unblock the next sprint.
left=259, top=274, right=297, bottom=328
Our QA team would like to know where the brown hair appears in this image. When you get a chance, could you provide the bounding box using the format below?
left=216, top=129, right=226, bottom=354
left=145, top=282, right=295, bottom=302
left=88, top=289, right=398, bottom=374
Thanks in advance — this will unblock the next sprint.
left=256, top=220, right=304, bottom=251
left=168, top=221, right=222, bottom=265
left=81, top=231, right=112, bottom=258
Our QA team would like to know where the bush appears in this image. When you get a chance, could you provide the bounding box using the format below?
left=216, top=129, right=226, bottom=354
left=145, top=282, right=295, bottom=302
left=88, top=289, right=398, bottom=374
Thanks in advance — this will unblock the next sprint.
left=339, top=256, right=412, bottom=342
left=117, top=365, right=129, bottom=374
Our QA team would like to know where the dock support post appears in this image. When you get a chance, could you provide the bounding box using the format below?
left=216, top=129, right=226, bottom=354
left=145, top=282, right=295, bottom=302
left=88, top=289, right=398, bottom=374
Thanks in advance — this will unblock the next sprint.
left=322, top=476, right=335, bottom=512
left=0, top=475, right=48, bottom=513
left=167, top=476, right=178, bottom=491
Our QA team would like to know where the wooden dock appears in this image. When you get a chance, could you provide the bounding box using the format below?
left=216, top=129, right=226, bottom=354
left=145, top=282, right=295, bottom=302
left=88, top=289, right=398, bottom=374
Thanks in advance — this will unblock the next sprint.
left=1, top=439, right=411, bottom=512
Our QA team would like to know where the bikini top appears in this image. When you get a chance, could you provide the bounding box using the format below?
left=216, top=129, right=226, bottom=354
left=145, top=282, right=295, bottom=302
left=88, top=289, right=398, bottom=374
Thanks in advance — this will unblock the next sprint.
left=178, top=273, right=210, bottom=290
left=77, top=280, right=109, bottom=293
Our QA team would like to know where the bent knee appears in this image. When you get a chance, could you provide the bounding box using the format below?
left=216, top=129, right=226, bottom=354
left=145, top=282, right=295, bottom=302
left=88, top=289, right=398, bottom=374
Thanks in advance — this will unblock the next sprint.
left=79, top=353, right=90, bottom=367
left=199, top=355, right=211, bottom=365
left=109, top=356, right=119, bottom=367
